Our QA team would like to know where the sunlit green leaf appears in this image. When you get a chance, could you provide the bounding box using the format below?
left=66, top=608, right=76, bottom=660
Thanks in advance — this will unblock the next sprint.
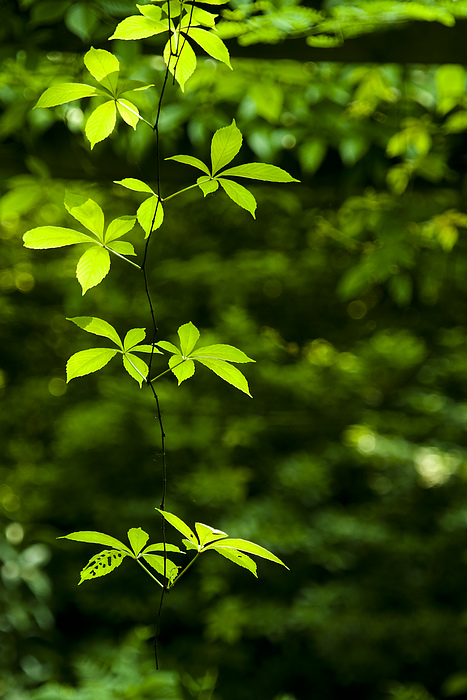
left=132, top=343, right=162, bottom=354
left=178, top=321, right=200, bottom=356
left=127, top=527, right=149, bottom=556
left=206, top=538, right=289, bottom=568
left=218, top=178, right=257, bottom=218
left=58, top=531, right=132, bottom=555
left=76, top=245, right=111, bottom=294
left=155, top=508, right=198, bottom=545
left=114, top=178, right=154, bottom=194
left=190, top=7, right=217, bottom=27
left=66, top=348, right=118, bottom=382
left=85, top=100, right=117, bottom=149
left=191, top=344, right=254, bottom=363
left=195, top=357, right=252, bottom=396
left=123, top=352, right=149, bottom=386
left=79, top=549, right=127, bottom=584
left=163, top=36, right=197, bottom=92
left=169, top=355, right=195, bottom=384
left=124, top=328, right=146, bottom=350
left=35, top=83, right=99, bottom=109
left=187, top=28, right=231, bottom=68
left=84, top=47, right=120, bottom=82
left=107, top=240, right=136, bottom=256
left=141, top=554, right=179, bottom=581
left=67, top=316, right=122, bottom=348
left=211, top=120, right=242, bottom=175
left=195, top=522, right=228, bottom=547
left=197, top=177, right=219, bottom=196
left=117, top=98, right=139, bottom=129
left=105, top=216, right=136, bottom=243
left=23, top=226, right=94, bottom=249
left=212, top=546, right=258, bottom=576
left=156, top=340, right=180, bottom=355
left=136, top=3, right=163, bottom=21
left=137, top=195, right=164, bottom=237
left=110, top=15, right=168, bottom=40
left=141, top=543, right=183, bottom=554
left=64, top=191, right=105, bottom=239
left=220, top=162, right=299, bottom=182
left=166, top=155, right=211, bottom=175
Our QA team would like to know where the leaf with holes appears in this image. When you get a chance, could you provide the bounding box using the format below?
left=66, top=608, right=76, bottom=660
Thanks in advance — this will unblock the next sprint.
left=79, top=549, right=128, bottom=584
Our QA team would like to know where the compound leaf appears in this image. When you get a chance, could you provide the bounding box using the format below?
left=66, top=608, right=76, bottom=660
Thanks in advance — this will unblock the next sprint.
left=220, top=162, right=299, bottom=182
left=127, top=527, right=149, bottom=556
left=123, top=352, right=149, bottom=386
left=195, top=357, right=252, bottom=396
left=23, top=226, right=93, bottom=249
left=64, top=191, right=105, bottom=239
left=84, top=47, right=120, bottom=82
left=58, top=531, right=132, bottom=555
left=218, top=178, right=257, bottom=218
left=188, top=28, right=231, bottom=68
left=114, top=178, right=154, bottom=194
left=211, top=120, right=242, bottom=175
left=67, top=316, right=122, bottom=347
left=137, top=195, right=164, bottom=237
left=212, top=546, right=258, bottom=576
left=35, top=83, right=99, bottom=109
left=166, top=155, right=211, bottom=175
left=76, top=245, right=111, bottom=294
left=155, top=508, right=198, bottom=545
left=85, top=100, right=117, bottom=149
left=79, top=549, right=128, bottom=584
left=66, top=348, right=118, bottom=381
left=178, top=321, right=200, bottom=356
left=206, top=538, right=289, bottom=568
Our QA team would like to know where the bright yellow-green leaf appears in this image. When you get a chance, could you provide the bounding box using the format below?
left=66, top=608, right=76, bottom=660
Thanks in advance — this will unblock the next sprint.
left=195, top=357, right=252, bottom=396
left=178, top=321, right=200, bottom=356
left=67, top=316, right=122, bottom=347
left=195, top=522, right=228, bottom=547
left=127, top=527, right=149, bottom=556
left=137, top=195, right=164, bottom=237
left=190, top=344, right=254, bottom=363
left=79, top=549, right=127, bottom=584
left=58, top=531, right=132, bottom=555
left=84, top=47, right=120, bottom=82
left=124, top=328, right=146, bottom=351
left=155, top=508, right=197, bottom=545
left=64, top=191, right=105, bottom=239
left=212, top=547, right=258, bottom=576
left=166, top=154, right=211, bottom=175
left=220, top=163, right=299, bottom=182
left=66, top=348, right=118, bottom=382
left=123, top=353, right=149, bottom=386
left=163, top=36, right=197, bottom=92
left=206, top=538, right=289, bottom=568
left=105, top=215, right=136, bottom=243
left=107, top=241, right=136, bottom=256
left=169, top=355, right=195, bottom=384
left=76, top=245, right=111, bottom=294
left=85, top=101, right=117, bottom=149
left=117, top=99, right=140, bottom=129
left=211, top=120, right=242, bottom=175
left=114, top=178, right=154, bottom=194
left=218, top=178, right=257, bottom=218
left=187, top=27, right=231, bottom=68
left=35, top=83, right=99, bottom=109
left=23, top=226, right=93, bottom=249
left=110, top=15, right=168, bottom=40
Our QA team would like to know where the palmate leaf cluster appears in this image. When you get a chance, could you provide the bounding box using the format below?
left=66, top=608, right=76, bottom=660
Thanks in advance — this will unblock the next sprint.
left=61, top=511, right=287, bottom=587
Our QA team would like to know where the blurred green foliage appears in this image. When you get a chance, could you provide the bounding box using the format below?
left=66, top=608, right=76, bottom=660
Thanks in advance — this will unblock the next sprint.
left=4, top=1, right=467, bottom=700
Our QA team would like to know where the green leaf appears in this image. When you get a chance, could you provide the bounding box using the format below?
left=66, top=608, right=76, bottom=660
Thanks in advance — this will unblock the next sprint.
left=195, top=522, right=228, bottom=547
left=67, top=316, right=122, bottom=348
left=110, top=15, right=168, bottom=40
left=35, top=83, right=99, bottom=109
left=190, top=6, right=217, bottom=27
left=66, top=348, right=118, bottom=382
left=191, top=344, right=254, bottom=363
left=58, top=530, right=133, bottom=555
left=23, top=226, right=94, bottom=249
left=178, top=321, right=200, bottom=356
left=156, top=340, right=180, bottom=355
left=79, top=549, right=127, bottom=584
left=141, top=543, right=183, bottom=554
left=188, top=28, right=231, bottom=68
left=220, top=163, right=299, bottom=182
left=117, top=98, right=139, bottom=129
left=169, top=355, right=195, bottom=384
left=195, top=358, right=252, bottom=396
left=127, top=527, right=149, bottom=556
left=118, top=79, right=154, bottom=95
left=218, top=178, right=257, bottom=218
left=137, top=3, right=162, bottom=21
left=141, top=554, right=179, bottom=581
left=197, top=176, right=219, bottom=196
left=124, top=328, right=146, bottom=350
left=132, top=343, right=162, bottom=354
left=137, top=196, right=164, bottom=237
left=182, top=538, right=198, bottom=551
left=85, top=100, right=117, bottom=149
left=114, top=178, right=154, bottom=194
left=76, top=246, right=111, bottom=294
left=211, top=120, right=242, bottom=175
left=64, top=191, right=105, bottom=239
left=107, top=240, right=136, bottom=255
left=84, top=47, right=120, bottom=83
left=163, top=36, right=197, bottom=92
left=166, top=155, right=211, bottom=175
left=123, top=353, right=149, bottom=386
left=105, top=215, right=136, bottom=243
left=155, top=508, right=198, bottom=545
left=212, top=546, right=258, bottom=577
left=206, top=538, right=289, bottom=568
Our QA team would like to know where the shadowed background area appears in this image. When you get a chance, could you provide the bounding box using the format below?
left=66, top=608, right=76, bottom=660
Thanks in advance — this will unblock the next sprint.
left=3, top=2, right=467, bottom=699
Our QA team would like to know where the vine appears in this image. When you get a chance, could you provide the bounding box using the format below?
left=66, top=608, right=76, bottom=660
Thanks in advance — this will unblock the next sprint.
left=22, top=0, right=298, bottom=667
